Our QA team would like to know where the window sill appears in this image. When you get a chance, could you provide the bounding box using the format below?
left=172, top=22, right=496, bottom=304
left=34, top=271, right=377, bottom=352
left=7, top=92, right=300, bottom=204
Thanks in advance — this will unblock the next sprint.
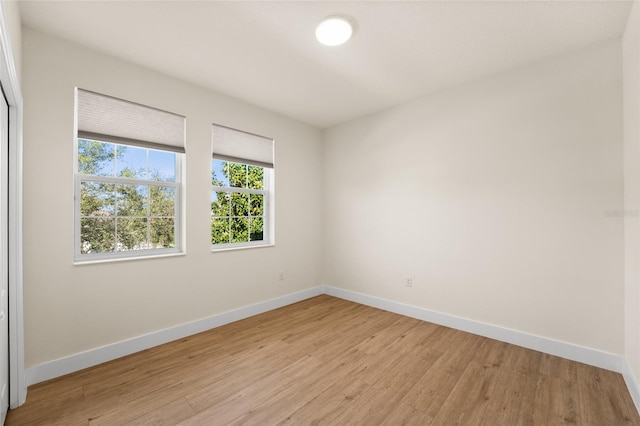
left=73, top=251, right=185, bottom=266
left=211, top=243, right=274, bottom=253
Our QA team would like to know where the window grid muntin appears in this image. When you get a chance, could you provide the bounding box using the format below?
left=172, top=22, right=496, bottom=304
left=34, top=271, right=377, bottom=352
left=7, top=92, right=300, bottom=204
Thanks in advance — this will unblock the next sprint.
left=211, top=160, right=271, bottom=248
left=78, top=139, right=178, bottom=183
left=211, top=189, right=267, bottom=244
left=77, top=175, right=179, bottom=255
left=74, top=139, right=182, bottom=261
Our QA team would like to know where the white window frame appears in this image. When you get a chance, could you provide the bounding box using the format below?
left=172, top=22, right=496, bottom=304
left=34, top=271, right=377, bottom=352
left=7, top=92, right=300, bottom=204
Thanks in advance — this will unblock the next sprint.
left=73, top=140, right=184, bottom=263
left=211, top=163, right=272, bottom=251
left=74, top=88, right=185, bottom=263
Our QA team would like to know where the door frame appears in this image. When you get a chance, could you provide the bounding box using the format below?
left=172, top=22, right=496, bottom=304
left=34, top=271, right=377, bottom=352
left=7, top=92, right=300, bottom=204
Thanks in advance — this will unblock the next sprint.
left=0, top=3, right=25, bottom=408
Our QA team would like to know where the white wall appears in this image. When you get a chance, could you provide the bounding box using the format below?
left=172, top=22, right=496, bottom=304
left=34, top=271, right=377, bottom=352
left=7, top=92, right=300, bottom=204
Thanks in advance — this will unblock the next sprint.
left=624, top=0, right=640, bottom=391
left=21, top=27, right=324, bottom=368
left=324, top=40, right=624, bottom=354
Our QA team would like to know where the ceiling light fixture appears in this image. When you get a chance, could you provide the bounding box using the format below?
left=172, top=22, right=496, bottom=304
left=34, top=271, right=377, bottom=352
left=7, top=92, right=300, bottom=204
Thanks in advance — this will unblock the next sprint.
left=316, top=16, right=353, bottom=46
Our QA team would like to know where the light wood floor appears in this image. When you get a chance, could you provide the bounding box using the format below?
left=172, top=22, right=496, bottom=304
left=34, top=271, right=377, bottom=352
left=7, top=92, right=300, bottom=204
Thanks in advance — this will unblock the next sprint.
left=6, top=295, right=640, bottom=425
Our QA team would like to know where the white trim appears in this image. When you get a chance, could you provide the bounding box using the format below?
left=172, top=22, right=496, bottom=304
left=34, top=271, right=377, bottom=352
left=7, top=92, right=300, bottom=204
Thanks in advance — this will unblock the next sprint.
left=324, top=285, right=624, bottom=373
left=24, top=282, right=638, bottom=412
left=210, top=163, right=273, bottom=249
left=623, top=359, right=640, bottom=415
left=73, top=251, right=186, bottom=266
left=74, top=144, right=184, bottom=263
left=211, top=242, right=275, bottom=253
left=211, top=185, right=266, bottom=196
left=26, top=286, right=324, bottom=386
left=0, top=1, right=25, bottom=408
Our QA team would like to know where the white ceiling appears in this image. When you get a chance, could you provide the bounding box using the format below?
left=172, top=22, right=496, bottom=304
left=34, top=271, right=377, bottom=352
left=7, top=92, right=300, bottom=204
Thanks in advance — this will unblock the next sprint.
left=18, top=1, right=633, bottom=129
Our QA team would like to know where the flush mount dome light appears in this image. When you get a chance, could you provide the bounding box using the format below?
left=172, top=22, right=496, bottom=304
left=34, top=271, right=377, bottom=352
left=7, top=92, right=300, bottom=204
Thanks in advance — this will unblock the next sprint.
left=316, top=16, right=353, bottom=46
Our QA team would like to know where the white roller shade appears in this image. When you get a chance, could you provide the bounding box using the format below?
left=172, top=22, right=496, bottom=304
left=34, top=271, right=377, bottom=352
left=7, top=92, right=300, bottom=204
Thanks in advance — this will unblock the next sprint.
left=212, top=124, right=274, bottom=168
left=77, top=88, right=186, bottom=153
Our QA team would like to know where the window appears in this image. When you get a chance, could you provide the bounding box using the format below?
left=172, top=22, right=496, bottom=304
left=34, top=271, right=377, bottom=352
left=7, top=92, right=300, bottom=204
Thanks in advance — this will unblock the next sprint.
left=211, top=124, right=274, bottom=249
left=75, top=89, right=185, bottom=261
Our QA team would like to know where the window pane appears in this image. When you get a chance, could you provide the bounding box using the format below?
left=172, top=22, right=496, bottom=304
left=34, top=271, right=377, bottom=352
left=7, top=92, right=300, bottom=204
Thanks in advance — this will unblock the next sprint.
left=150, top=218, right=175, bottom=248
left=230, top=217, right=249, bottom=243
left=80, top=217, right=115, bottom=253
left=230, top=193, right=248, bottom=217
left=117, top=218, right=148, bottom=250
left=210, top=159, right=269, bottom=248
left=80, top=181, right=115, bottom=217
left=249, top=217, right=264, bottom=241
left=116, top=185, right=148, bottom=217
left=149, top=150, right=176, bottom=182
left=150, top=186, right=175, bottom=217
left=78, top=139, right=114, bottom=176
left=116, top=145, right=147, bottom=179
left=249, top=194, right=263, bottom=217
left=211, top=218, right=230, bottom=244
left=211, top=191, right=230, bottom=217
left=212, top=159, right=229, bottom=187
left=247, top=166, right=264, bottom=190
left=228, top=162, right=247, bottom=188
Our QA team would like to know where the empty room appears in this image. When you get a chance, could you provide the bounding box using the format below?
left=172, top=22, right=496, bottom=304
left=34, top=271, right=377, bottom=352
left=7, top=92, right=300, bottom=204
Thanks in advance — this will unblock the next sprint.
left=0, top=0, right=639, bottom=424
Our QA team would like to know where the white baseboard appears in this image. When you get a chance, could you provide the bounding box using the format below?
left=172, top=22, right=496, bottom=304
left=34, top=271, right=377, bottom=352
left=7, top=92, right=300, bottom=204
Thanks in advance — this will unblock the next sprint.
left=25, top=282, right=634, bottom=408
left=324, top=285, right=625, bottom=374
left=25, top=286, right=324, bottom=386
left=623, top=359, right=640, bottom=415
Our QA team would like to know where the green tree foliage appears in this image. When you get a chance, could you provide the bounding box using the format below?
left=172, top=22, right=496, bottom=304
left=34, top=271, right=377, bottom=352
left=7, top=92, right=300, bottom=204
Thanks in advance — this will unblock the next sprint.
left=211, top=161, right=264, bottom=245
left=78, top=139, right=176, bottom=254
left=149, top=185, right=175, bottom=247
left=78, top=139, right=116, bottom=175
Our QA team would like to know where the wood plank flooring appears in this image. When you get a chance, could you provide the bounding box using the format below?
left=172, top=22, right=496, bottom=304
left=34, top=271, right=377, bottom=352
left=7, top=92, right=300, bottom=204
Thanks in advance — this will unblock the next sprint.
left=6, top=295, right=640, bottom=425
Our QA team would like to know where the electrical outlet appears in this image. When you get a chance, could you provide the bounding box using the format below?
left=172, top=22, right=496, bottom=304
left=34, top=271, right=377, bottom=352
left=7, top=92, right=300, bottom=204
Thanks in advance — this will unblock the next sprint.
left=405, top=277, right=413, bottom=287
left=279, top=272, right=285, bottom=281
